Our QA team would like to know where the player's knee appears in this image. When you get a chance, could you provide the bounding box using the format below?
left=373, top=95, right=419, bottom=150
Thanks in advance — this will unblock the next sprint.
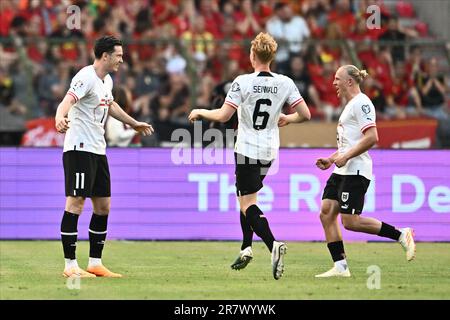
left=239, top=196, right=257, bottom=214
left=319, top=211, right=328, bottom=224
left=66, top=197, right=85, bottom=214
left=319, top=204, right=333, bottom=223
left=241, top=201, right=259, bottom=214
left=240, top=203, right=251, bottom=214
left=95, top=204, right=110, bottom=215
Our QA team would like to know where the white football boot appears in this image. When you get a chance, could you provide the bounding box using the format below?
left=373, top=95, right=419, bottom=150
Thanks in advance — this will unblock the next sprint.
left=271, top=241, right=287, bottom=280
left=399, top=228, right=416, bottom=261
left=315, top=261, right=351, bottom=278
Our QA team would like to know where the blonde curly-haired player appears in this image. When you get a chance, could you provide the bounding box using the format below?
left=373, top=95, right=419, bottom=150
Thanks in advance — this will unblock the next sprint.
left=315, top=65, right=416, bottom=278
left=189, top=32, right=311, bottom=280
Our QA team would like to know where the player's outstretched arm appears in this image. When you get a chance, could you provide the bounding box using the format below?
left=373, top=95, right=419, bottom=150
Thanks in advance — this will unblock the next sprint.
left=188, top=103, right=236, bottom=123
left=109, top=101, right=154, bottom=136
left=278, top=100, right=311, bottom=127
left=55, top=94, right=76, bottom=133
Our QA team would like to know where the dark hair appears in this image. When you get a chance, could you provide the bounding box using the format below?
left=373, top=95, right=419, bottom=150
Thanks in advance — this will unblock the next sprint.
left=94, top=36, right=123, bottom=59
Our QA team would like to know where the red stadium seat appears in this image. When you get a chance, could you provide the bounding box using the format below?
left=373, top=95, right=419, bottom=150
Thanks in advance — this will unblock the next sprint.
left=396, top=1, right=415, bottom=18
left=415, top=21, right=428, bottom=37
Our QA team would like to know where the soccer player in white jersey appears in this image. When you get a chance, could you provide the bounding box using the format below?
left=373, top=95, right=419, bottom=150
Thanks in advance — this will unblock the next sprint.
left=55, top=36, right=153, bottom=278
left=189, top=32, right=311, bottom=280
left=315, top=65, right=416, bottom=278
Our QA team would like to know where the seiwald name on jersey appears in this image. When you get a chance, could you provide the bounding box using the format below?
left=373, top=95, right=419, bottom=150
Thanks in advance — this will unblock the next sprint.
left=64, top=65, right=113, bottom=155
left=225, top=71, right=303, bottom=161
left=334, top=92, right=376, bottom=180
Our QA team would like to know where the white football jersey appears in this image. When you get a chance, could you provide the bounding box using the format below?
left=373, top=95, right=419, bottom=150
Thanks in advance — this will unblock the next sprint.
left=333, top=92, right=376, bottom=180
left=63, top=65, right=113, bottom=155
left=225, top=71, right=303, bottom=161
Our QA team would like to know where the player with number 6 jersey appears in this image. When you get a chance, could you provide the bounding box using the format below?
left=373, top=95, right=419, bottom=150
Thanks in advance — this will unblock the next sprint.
left=55, top=36, right=154, bottom=278
left=225, top=71, right=304, bottom=161
left=189, top=32, right=311, bottom=280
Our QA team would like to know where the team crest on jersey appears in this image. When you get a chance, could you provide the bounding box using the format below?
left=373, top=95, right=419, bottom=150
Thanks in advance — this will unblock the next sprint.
left=341, top=192, right=349, bottom=202
left=231, top=82, right=240, bottom=92
left=361, top=104, right=371, bottom=114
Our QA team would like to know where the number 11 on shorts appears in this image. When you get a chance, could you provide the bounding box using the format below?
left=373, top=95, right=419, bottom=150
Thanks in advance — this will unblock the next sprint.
left=75, top=172, right=85, bottom=189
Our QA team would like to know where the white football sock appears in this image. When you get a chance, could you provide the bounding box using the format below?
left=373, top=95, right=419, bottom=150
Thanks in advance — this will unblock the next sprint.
left=334, top=259, right=349, bottom=272
left=64, top=258, right=79, bottom=269
left=88, top=257, right=102, bottom=267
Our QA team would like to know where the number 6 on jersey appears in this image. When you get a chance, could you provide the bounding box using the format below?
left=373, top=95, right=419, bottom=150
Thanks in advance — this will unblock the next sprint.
left=253, top=99, right=271, bottom=130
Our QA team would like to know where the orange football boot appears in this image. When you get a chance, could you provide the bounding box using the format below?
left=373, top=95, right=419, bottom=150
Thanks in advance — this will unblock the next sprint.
left=86, top=265, right=123, bottom=278
left=63, top=267, right=96, bottom=278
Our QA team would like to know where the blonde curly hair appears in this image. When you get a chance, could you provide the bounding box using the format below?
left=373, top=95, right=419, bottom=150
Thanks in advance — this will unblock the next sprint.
left=251, top=32, right=278, bottom=64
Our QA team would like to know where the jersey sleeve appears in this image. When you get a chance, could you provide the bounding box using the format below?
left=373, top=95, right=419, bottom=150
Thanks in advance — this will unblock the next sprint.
left=286, top=79, right=304, bottom=108
left=355, top=99, right=377, bottom=133
left=66, top=71, right=92, bottom=103
left=224, top=77, right=243, bottom=110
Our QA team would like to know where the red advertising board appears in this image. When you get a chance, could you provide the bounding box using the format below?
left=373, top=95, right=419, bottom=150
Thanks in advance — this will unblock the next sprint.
left=377, top=119, right=438, bottom=148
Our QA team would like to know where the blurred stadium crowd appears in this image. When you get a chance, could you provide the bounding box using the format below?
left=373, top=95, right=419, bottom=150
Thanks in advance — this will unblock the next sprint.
left=0, top=0, right=449, bottom=147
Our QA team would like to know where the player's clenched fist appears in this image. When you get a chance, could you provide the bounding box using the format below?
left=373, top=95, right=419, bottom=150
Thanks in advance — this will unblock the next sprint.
left=55, top=116, right=70, bottom=133
left=316, top=158, right=333, bottom=170
left=278, top=113, right=289, bottom=127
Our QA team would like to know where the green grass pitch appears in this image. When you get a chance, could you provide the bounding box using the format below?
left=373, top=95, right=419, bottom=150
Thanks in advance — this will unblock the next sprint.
left=1, top=241, right=449, bottom=300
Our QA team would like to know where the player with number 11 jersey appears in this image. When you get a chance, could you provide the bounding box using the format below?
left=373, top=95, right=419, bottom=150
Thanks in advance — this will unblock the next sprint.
left=55, top=36, right=153, bottom=279
left=64, top=65, right=113, bottom=155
